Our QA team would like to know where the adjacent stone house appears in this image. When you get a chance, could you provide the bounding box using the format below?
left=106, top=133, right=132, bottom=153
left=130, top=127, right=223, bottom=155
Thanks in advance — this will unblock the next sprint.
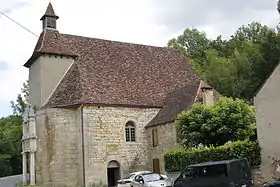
left=255, top=61, right=280, bottom=181
left=22, top=3, right=221, bottom=187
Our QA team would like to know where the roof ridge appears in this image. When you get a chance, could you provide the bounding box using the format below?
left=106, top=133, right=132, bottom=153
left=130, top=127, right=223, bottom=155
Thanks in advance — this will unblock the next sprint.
left=193, top=80, right=203, bottom=103
left=38, top=29, right=46, bottom=52
left=43, top=62, right=84, bottom=107
left=24, top=30, right=78, bottom=68
left=61, top=33, right=172, bottom=50
left=75, top=62, right=85, bottom=103
left=42, top=60, right=76, bottom=107
left=36, top=30, right=78, bottom=56
left=146, top=80, right=201, bottom=128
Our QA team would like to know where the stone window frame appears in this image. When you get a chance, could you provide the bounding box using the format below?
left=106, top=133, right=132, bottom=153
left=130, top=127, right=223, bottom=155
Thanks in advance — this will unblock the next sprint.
left=125, top=121, right=136, bottom=142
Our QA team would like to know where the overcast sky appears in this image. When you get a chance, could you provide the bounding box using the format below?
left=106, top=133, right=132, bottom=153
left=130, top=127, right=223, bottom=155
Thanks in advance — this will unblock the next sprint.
left=0, top=0, right=279, bottom=117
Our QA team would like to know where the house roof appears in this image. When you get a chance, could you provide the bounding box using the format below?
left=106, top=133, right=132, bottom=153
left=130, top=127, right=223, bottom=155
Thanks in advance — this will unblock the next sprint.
left=25, top=2, right=222, bottom=125
left=146, top=80, right=222, bottom=127
left=29, top=29, right=202, bottom=109
left=24, top=30, right=78, bottom=68
left=146, top=82, right=200, bottom=127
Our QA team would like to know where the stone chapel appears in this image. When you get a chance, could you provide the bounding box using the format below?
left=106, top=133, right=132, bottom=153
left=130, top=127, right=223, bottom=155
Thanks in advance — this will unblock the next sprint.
left=21, top=3, right=221, bottom=187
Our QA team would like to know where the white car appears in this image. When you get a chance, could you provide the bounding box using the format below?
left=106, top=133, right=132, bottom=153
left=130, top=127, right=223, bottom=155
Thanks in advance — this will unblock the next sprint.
left=117, top=171, right=152, bottom=187
left=130, top=172, right=172, bottom=187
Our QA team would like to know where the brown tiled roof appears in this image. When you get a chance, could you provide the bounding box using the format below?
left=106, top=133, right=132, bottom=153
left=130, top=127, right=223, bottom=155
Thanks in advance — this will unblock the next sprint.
left=146, top=81, right=200, bottom=127
left=146, top=80, right=222, bottom=127
left=24, top=30, right=78, bottom=68
left=36, top=29, right=201, bottom=108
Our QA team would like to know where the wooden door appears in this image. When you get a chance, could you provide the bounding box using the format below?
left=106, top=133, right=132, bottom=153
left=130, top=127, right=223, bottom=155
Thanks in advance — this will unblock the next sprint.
left=153, top=158, right=160, bottom=174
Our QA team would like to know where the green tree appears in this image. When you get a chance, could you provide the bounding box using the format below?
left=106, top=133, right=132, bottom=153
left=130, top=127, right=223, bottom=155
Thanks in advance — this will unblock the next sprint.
left=0, top=81, right=29, bottom=176
left=10, top=80, right=29, bottom=116
left=168, top=22, right=280, bottom=101
left=167, top=28, right=210, bottom=69
left=176, top=97, right=256, bottom=148
left=0, top=115, right=22, bottom=176
left=228, top=22, right=279, bottom=100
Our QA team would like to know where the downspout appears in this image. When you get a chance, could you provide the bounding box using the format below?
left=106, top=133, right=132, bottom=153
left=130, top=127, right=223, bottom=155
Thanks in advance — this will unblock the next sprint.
left=81, top=104, right=86, bottom=187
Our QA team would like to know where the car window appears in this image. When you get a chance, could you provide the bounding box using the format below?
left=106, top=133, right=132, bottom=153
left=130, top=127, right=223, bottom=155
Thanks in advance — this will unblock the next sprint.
left=142, top=173, right=161, bottom=182
left=135, top=175, right=144, bottom=182
left=179, top=167, right=194, bottom=180
left=124, top=173, right=135, bottom=179
left=230, top=161, right=249, bottom=182
left=195, top=164, right=228, bottom=178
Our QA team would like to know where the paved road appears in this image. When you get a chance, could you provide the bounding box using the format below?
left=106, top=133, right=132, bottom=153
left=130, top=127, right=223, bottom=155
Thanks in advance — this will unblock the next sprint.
left=0, top=174, right=29, bottom=187
left=0, top=180, right=16, bottom=187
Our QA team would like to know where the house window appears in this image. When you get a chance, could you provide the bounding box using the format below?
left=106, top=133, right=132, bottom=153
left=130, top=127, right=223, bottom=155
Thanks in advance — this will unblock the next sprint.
left=125, top=121, right=136, bottom=142
left=152, top=128, right=158, bottom=147
left=153, top=158, right=160, bottom=174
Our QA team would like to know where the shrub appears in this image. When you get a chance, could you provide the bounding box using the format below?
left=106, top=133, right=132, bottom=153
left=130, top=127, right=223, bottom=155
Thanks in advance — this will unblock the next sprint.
left=176, top=97, right=256, bottom=147
left=164, top=140, right=261, bottom=172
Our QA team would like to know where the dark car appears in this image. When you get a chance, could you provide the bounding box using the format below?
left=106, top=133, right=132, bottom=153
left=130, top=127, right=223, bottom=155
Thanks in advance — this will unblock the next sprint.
left=262, top=178, right=280, bottom=187
left=173, top=158, right=253, bottom=187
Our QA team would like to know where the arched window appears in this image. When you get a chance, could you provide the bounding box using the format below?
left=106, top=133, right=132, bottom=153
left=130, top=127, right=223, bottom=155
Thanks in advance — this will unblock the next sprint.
left=125, top=121, right=136, bottom=142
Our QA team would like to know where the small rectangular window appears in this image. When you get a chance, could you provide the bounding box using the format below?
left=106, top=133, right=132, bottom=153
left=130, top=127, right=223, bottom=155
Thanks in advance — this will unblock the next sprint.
left=152, top=128, right=158, bottom=147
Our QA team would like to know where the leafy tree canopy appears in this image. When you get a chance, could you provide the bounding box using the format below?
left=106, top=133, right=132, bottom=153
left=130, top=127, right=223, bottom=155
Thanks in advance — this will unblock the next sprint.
left=176, top=97, right=256, bottom=148
left=168, top=22, right=280, bottom=102
left=10, top=80, right=29, bottom=117
left=0, top=81, right=29, bottom=177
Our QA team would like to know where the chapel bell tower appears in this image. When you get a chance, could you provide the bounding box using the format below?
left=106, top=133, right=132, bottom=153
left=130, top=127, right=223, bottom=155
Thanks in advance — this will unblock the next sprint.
left=40, top=2, right=59, bottom=30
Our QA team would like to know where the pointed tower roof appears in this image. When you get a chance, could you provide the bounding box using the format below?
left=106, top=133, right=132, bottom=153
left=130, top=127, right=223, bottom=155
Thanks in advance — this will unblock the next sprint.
left=40, top=2, right=59, bottom=20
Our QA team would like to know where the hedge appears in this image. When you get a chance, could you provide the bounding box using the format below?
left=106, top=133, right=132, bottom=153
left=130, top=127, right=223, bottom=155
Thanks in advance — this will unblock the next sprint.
left=164, top=140, right=261, bottom=172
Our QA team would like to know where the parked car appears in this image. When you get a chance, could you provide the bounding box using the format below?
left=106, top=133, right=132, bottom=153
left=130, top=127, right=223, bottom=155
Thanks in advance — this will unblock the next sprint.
left=173, top=158, right=253, bottom=187
left=131, top=172, right=172, bottom=187
left=117, top=171, right=152, bottom=187
left=263, top=179, right=280, bottom=187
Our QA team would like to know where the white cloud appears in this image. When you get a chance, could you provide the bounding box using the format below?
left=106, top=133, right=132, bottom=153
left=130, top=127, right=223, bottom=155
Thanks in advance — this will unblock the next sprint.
left=0, top=0, right=278, bottom=117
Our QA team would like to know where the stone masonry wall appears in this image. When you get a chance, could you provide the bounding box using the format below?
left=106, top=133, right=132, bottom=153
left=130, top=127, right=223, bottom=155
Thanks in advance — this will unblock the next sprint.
left=82, top=105, right=160, bottom=186
left=146, top=123, right=179, bottom=174
left=35, top=108, right=83, bottom=187
left=254, top=57, right=280, bottom=182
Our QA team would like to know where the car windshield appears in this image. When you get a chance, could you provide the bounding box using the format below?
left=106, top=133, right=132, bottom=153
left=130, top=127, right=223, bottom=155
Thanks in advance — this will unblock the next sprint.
left=143, top=173, right=162, bottom=182
left=124, top=173, right=135, bottom=179
left=187, top=164, right=228, bottom=179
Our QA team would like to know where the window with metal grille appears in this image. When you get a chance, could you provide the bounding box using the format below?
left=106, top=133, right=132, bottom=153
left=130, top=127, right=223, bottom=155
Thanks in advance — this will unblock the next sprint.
left=125, top=121, right=136, bottom=142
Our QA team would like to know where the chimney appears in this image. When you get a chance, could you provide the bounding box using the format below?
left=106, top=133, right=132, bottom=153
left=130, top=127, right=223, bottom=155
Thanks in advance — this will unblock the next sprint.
left=201, top=87, right=214, bottom=106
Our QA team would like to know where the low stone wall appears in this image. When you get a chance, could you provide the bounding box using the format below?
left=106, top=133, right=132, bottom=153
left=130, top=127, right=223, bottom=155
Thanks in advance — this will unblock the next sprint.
left=166, top=166, right=263, bottom=187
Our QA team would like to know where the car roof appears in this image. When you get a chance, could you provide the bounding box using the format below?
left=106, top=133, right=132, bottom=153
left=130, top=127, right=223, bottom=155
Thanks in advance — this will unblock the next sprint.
left=132, top=171, right=152, bottom=175
left=141, top=172, right=159, bottom=176
left=187, top=158, right=247, bottom=167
